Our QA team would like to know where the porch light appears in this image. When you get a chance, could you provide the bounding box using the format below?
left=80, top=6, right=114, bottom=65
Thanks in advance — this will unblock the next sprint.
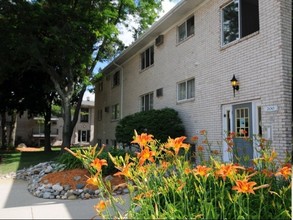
left=230, top=74, right=239, bottom=97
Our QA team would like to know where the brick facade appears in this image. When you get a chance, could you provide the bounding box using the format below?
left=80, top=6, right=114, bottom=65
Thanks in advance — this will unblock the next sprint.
left=94, top=0, right=292, bottom=162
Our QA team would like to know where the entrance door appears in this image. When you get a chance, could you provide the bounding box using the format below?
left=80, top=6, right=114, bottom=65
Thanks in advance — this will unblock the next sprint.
left=232, top=103, right=253, bottom=166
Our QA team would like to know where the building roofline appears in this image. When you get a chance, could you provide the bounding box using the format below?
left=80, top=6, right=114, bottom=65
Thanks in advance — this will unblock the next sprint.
left=102, top=0, right=205, bottom=74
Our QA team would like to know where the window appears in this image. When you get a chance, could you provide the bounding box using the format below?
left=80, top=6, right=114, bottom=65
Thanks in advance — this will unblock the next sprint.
left=111, top=104, right=120, bottom=120
left=177, top=78, right=195, bottom=101
left=80, top=108, right=89, bottom=122
left=141, top=46, right=154, bottom=70
left=221, top=0, right=259, bottom=46
left=112, top=71, right=120, bottom=87
left=97, top=109, right=102, bottom=121
left=178, top=16, right=194, bottom=42
left=141, top=92, right=154, bottom=111
left=78, top=130, right=90, bottom=142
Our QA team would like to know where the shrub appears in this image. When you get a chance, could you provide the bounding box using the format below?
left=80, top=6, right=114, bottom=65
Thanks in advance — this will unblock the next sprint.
left=115, top=108, right=185, bottom=144
left=57, top=151, right=84, bottom=170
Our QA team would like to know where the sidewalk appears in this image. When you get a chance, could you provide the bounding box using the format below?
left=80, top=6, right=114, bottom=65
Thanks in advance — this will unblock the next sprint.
left=0, top=178, right=130, bottom=219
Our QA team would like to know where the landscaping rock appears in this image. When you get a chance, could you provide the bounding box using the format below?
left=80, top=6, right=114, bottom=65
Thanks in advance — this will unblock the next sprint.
left=0, top=162, right=129, bottom=200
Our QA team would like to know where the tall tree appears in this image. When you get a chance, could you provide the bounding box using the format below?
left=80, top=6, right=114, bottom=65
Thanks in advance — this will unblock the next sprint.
left=17, top=0, right=166, bottom=150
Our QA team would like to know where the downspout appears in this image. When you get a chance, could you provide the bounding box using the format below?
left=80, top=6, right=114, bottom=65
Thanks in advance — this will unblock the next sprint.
left=113, top=62, right=123, bottom=119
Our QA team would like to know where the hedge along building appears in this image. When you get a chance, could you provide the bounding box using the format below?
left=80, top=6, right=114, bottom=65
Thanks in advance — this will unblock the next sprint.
left=94, top=0, right=292, bottom=163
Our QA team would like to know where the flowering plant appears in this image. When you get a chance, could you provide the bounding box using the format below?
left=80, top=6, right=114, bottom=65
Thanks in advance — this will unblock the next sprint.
left=68, top=130, right=291, bottom=219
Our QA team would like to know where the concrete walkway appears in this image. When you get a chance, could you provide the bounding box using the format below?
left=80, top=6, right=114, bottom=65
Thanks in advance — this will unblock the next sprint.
left=0, top=178, right=130, bottom=219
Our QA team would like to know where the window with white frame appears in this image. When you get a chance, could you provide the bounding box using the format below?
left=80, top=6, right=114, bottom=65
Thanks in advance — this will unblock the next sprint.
left=78, top=130, right=90, bottom=142
left=141, top=92, right=154, bottom=111
left=178, top=16, right=194, bottom=43
left=141, top=45, right=154, bottom=70
left=177, top=78, right=195, bottom=101
left=112, top=71, right=120, bottom=87
left=111, top=104, right=120, bottom=120
left=80, top=108, right=89, bottom=122
left=221, top=0, right=259, bottom=46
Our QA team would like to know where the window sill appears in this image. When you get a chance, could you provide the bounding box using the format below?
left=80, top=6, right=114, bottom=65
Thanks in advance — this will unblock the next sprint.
left=140, top=64, right=154, bottom=73
left=220, top=31, right=259, bottom=50
left=176, top=34, right=194, bottom=46
left=176, top=97, right=195, bottom=104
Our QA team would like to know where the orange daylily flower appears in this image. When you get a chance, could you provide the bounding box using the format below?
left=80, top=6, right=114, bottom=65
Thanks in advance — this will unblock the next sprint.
left=90, top=158, right=108, bottom=172
left=160, top=161, right=170, bottom=170
left=240, top=129, right=248, bottom=136
left=197, top=145, right=204, bottom=152
left=177, top=180, right=186, bottom=191
left=134, top=190, right=154, bottom=200
left=114, top=162, right=134, bottom=178
left=215, top=163, right=244, bottom=181
left=211, top=150, right=220, bottom=155
left=191, top=135, right=199, bottom=142
left=184, top=168, right=192, bottom=175
left=232, top=179, right=257, bottom=194
left=165, top=136, right=190, bottom=155
left=131, top=130, right=154, bottom=148
left=86, top=175, right=100, bottom=187
left=137, top=146, right=156, bottom=166
left=202, top=139, right=208, bottom=144
left=261, top=169, right=274, bottom=177
left=199, top=130, right=207, bottom=135
left=193, top=165, right=211, bottom=177
left=94, top=200, right=108, bottom=213
left=275, top=166, right=292, bottom=180
left=229, top=132, right=236, bottom=138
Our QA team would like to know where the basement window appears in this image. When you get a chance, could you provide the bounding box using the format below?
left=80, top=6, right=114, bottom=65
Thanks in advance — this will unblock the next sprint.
left=221, top=0, right=259, bottom=46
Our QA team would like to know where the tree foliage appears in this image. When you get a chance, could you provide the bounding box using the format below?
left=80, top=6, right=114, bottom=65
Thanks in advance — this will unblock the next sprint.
left=0, top=0, right=168, bottom=149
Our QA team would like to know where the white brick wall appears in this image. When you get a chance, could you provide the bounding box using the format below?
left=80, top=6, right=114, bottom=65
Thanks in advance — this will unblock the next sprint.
left=95, top=0, right=292, bottom=161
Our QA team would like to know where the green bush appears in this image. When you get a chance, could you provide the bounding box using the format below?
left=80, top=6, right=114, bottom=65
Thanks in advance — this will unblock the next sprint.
left=101, top=147, right=135, bottom=176
left=57, top=151, right=84, bottom=170
left=115, top=108, right=185, bottom=144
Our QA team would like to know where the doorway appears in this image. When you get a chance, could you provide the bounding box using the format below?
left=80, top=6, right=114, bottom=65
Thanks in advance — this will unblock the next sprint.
left=222, top=101, right=260, bottom=166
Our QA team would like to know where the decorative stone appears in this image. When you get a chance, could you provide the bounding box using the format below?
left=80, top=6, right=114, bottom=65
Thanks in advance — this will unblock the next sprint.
left=76, top=183, right=85, bottom=189
left=0, top=161, right=129, bottom=200
left=73, top=176, right=81, bottom=181
left=43, top=192, right=52, bottom=199
left=52, top=184, right=63, bottom=192
left=68, top=195, right=77, bottom=200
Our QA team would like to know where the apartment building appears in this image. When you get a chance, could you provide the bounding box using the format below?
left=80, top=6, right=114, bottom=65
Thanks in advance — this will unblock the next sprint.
left=1, top=97, right=95, bottom=147
left=94, top=0, right=292, bottom=163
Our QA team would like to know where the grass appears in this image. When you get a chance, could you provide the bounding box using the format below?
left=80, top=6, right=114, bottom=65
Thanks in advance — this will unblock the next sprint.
left=0, top=149, right=61, bottom=175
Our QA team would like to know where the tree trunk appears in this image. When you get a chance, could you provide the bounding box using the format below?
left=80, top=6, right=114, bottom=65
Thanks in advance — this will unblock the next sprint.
left=1, top=111, right=8, bottom=150
left=8, top=110, right=17, bottom=149
left=61, top=97, right=73, bottom=151
left=44, top=105, right=52, bottom=152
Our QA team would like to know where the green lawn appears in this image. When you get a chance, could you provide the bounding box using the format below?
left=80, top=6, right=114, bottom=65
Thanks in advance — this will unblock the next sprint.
left=0, top=149, right=61, bottom=175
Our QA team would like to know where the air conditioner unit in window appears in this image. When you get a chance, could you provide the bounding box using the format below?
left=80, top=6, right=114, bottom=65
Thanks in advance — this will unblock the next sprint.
left=155, top=35, right=164, bottom=46
left=156, top=88, right=163, bottom=97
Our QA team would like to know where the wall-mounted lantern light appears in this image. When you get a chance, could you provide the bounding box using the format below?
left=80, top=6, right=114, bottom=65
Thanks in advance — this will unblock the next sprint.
left=230, top=74, right=239, bottom=97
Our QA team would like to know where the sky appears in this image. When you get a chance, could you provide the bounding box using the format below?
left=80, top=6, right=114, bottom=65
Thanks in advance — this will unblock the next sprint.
left=84, top=0, right=180, bottom=101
